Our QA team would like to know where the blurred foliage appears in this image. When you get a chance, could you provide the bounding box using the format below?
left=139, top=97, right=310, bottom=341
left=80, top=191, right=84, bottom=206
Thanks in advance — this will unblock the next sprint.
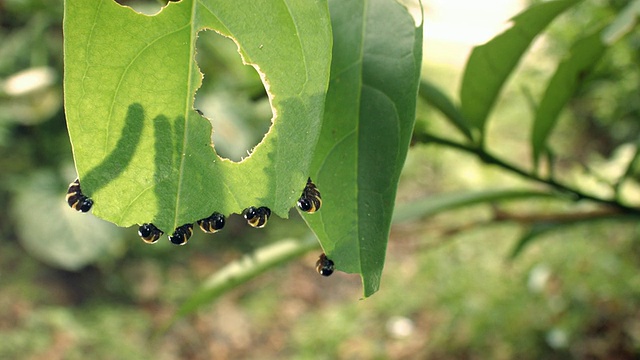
left=1, top=0, right=640, bottom=359
left=0, top=0, right=109, bottom=269
left=532, top=0, right=640, bottom=156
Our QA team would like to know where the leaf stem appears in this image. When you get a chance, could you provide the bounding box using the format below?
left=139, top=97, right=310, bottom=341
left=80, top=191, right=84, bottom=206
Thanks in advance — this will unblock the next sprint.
left=413, top=132, right=640, bottom=215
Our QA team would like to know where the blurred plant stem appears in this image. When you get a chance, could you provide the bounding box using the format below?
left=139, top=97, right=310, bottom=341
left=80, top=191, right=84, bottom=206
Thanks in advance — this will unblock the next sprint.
left=164, top=234, right=319, bottom=332
left=413, top=131, right=640, bottom=216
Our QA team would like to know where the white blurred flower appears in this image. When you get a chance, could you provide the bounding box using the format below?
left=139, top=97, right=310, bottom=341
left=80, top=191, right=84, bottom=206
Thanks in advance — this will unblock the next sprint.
left=2, top=67, right=56, bottom=96
left=528, top=263, right=551, bottom=293
left=546, top=328, right=569, bottom=349
left=386, top=316, right=415, bottom=339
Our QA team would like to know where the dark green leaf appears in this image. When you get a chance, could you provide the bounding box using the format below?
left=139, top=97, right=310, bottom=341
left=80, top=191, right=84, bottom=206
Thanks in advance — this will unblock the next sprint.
left=418, top=80, right=473, bottom=141
left=509, top=212, right=635, bottom=259
left=301, top=0, right=423, bottom=297
left=531, top=29, right=607, bottom=166
left=63, top=0, right=332, bottom=232
left=459, top=0, right=580, bottom=138
left=509, top=222, right=562, bottom=260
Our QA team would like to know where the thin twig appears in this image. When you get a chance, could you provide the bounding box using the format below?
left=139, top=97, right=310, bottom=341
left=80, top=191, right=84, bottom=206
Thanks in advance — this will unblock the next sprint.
left=391, top=207, right=633, bottom=253
left=413, top=132, right=640, bottom=215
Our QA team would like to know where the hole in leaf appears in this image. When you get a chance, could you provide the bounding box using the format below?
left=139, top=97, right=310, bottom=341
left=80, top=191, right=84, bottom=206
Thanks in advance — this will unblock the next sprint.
left=194, top=30, right=271, bottom=162
left=112, top=0, right=178, bottom=15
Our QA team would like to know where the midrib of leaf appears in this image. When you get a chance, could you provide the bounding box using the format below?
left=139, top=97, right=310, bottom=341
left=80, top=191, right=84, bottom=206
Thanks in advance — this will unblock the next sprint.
left=174, top=0, right=199, bottom=227
left=275, top=0, right=309, bottom=208
left=273, top=2, right=292, bottom=206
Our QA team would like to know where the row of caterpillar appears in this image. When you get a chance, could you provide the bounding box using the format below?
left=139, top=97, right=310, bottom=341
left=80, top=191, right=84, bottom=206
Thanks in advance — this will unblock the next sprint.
left=66, top=177, right=334, bottom=276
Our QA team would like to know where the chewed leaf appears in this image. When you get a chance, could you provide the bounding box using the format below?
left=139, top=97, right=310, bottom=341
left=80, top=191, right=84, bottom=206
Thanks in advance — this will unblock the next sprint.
left=63, top=0, right=332, bottom=232
left=301, top=0, right=423, bottom=298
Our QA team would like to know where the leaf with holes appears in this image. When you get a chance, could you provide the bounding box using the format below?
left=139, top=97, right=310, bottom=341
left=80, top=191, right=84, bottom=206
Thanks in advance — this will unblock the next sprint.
left=63, top=0, right=332, bottom=233
left=300, top=0, right=423, bottom=297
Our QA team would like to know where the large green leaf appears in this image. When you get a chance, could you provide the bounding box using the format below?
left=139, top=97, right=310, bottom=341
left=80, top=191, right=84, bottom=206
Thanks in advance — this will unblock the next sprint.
left=63, top=0, right=332, bottom=233
left=301, top=0, right=423, bottom=297
left=459, top=0, right=580, bottom=139
left=531, top=29, right=607, bottom=166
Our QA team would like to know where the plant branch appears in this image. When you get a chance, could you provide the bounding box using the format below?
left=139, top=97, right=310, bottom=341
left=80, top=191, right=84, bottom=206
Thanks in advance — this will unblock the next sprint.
left=413, top=132, right=640, bottom=215
left=391, top=207, right=634, bottom=254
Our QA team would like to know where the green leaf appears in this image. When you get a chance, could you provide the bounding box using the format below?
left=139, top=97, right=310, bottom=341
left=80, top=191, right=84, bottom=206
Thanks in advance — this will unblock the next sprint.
left=459, top=0, right=580, bottom=139
left=301, top=0, right=423, bottom=297
left=392, top=189, right=556, bottom=224
left=172, top=236, right=317, bottom=322
left=531, top=29, right=607, bottom=166
left=509, top=222, right=563, bottom=260
left=418, top=79, right=473, bottom=141
left=63, top=0, right=332, bottom=232
left=12, top=172, right=124, bottom=270
left=602, top=0, right=640, bottom=44
left=509, top=212, right=635, bottom=259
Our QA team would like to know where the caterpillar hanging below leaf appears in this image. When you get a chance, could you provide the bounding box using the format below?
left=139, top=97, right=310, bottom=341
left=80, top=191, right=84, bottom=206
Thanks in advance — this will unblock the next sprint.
left=297, top=177, right=321, bottom=213
left=243, top=206, right=271, bottom=228
left=197, top=212, right=225, bottom=233
left=66, top=178, right=93, bottom=213
left=138, top=223, right=164, bottom=244
left=169, top=223, right=194, bottom=245
left=316, top=253, right=334, bottom=277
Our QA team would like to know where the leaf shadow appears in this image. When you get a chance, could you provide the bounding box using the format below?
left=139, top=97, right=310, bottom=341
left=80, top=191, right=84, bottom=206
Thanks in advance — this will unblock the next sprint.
left=83, top=103, right=145, bottom=193
left=152, top=113, right=180, bottom=233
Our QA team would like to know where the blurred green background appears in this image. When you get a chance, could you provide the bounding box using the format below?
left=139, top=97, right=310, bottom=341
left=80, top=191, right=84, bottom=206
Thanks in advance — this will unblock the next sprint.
left=2, top=0, right=640, bottom=358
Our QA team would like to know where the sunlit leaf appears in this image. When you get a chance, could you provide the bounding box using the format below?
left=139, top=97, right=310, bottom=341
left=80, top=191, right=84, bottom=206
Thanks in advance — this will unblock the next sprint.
left=459, top=0, right=580, bottom=139
left=63, top=0, right=332, bottom=233
left=301, top=0, right=423, bottom=297
left=531, top=29, right=606, bottom=166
